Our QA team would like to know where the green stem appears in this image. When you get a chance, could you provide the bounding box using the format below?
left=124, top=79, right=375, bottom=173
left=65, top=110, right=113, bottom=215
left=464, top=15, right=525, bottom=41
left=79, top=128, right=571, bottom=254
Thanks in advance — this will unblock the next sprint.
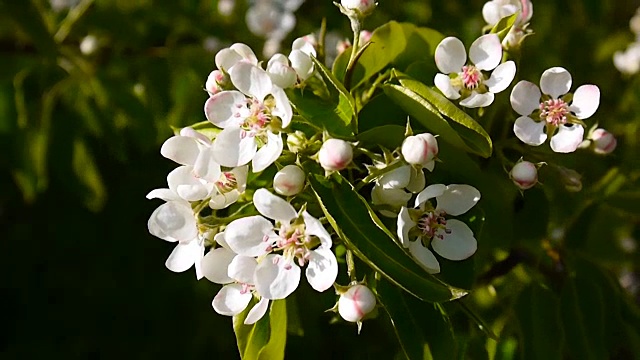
left=346, top=249, right=357, bottom=283
left=54, top=0, right=94, bottom=44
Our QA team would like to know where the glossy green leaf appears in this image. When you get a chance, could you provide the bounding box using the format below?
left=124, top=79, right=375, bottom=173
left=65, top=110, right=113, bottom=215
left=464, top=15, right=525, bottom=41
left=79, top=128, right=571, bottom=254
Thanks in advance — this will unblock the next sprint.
left=394, top=71, right=493, bottom=157
left=308, top=172, right=467, bottom=303
left=489, top=12, right=519, bottom=42
left=234, top=299, right=287, bottom=360
left=560, top=277, right=607, bottom=360
left=357, top=124, right=406, bottom=150
left=379, top=279, right=457, bottom=360
left=514, top=284, right=563, bottom=360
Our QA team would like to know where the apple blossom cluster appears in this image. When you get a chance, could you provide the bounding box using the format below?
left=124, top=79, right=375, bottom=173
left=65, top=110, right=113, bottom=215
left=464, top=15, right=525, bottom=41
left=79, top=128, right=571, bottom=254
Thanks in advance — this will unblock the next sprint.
left=482, top=0, right=533, bottom=49
left=614, top=7, right=640, bottom=75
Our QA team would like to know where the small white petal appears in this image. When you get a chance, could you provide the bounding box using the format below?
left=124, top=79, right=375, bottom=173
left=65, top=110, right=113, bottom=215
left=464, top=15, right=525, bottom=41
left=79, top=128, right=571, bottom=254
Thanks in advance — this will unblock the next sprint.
left=435, top=184, right=481, bottom=216
left=229, top=43, right=259, bottom=65
left=148, top=201, right=197, bottom=242
left=201, top=247, right=236, bottom=284
left=289, top=49, right=314, bottom=80
left=397, top=207, right=416, bottom=248
left=209, top=191, right=240, bottom=210
left=434, top=37, right=467, bottom=74
left=212, top=127, right=257, bottom=167
left=431, top=219, right=477, bottom=260
left=253, top=188, right=297, bottom=223
left=303, top=211, right=332, bottom=248
left=244, top=298, right=269, bottom=325
left=271, top=87, right=293, bottom=128
left=434, top=73, right=461, bottom=100
left=228, top=256, right=258, bottom=284
left=160, top=136, right=200, bottom=166
left=292, top=37, right=316, bottom=56
left=254, top=254, right=301, bottom=300
left=406, top=168, right=426, bottom=193
left=193, top=147, right=221, bottom=183
left=469, top=34, right=502, bottom=71
left=215, top=48, right=242, bottom=72
left=408, top=240, right=440, bottom=274
left=230, top=62, right=273, bottom=101
left=204, top=91, right=249, bottom=128
left=252, top=131, right=283, bottom=173
left=379, top=165, right=411, bottom=189
left=146, top=188, right=180, bottom=202
left=306, top=247, right=338, bottom=292
left=267, top=54, right=297, bottom=88
left=165, top=239, right=202, bottom=273
left=550, top=124, right=584, bottom=153
left=569, top=85, right=600, bottom=119
left=510, top=81, right=541, bottom=116
left=414, top=184, right=446, bottom=208
left=371, top=186, right=411, bottom=207
left=540, top=67, right=572, bottom=98
left=486, top=61, right=516, bottom=94
left=212, top=284, right=252, bottom=316
left=225, top=215, right=274, bottom=257
left=514, top=116, right=547, bottom=146
left=459, top=91, right=494, bottom=108
left=167, top=166, right=210, bottom=201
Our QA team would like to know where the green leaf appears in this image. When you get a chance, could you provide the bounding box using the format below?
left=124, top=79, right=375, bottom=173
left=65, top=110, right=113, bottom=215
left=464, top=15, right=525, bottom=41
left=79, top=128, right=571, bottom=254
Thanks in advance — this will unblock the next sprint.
left=394, top=71, right=493, bottom=157
left=234, top=299, right=287, bottom=360
left=307, top=172, right=466, bottom=303
left=514, top=284, right=563, bottom=360
left=357, top=124, right=406, bottom=150
left=489, top=12, right=519, bottom=42
left=378, top=279, right=457, bottom=360
left=560, top=277, right=608, bottom=360
left=0, top=0, right=57, bottom=58
left=72, top=138, right=106, bottom=212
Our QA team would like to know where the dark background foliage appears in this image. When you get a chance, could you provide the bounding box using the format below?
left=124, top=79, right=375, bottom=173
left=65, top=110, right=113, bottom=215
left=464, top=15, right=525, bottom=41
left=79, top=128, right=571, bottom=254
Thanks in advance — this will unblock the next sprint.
left=1, top=0, right=639, bottom=358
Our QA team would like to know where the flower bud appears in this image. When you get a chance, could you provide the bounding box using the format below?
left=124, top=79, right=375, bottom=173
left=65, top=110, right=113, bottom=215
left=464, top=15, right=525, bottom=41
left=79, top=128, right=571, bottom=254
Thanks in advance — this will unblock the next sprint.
left=557, top=166, right=582, bottom=192
left=510, top=161, right=538, bottom=190
left=338, top=285, right=376, bottom=323
left=273, top=165, right=306, bottom=196
left=590, top=128, right=617, bottom=155
left=401, top=133, right=438, bottom=168
left=318, top=139, right=353, bottom=171
left=340, top=0, right=376, bottom=17
left=205, top=70, right=228, bottom=96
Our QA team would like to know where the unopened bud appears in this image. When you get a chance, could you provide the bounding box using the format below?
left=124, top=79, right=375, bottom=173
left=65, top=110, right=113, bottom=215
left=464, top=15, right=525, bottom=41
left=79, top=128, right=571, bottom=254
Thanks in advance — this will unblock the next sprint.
left=340, top=0, right=376, bottom=17
left=557, top=166, right=582, bottom=192
left=273, top=165, right=306, bottom=196
left=205, top=70, right=228, bottom=96
left=401, top=133, right=438, bottom=168
left=510, top=161, right=538, bottom=190
left=590, top=128, right=617, bottom=155
left=338, top=285, right=376, bottom=323
left=318, top=139, right=353, bottom=171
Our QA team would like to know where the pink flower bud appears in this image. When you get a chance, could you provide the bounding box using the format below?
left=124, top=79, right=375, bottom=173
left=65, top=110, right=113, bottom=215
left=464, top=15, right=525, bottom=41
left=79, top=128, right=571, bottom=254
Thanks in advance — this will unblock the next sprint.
left=509, top=161, right=538, bottom=190
left=273, top=165, right=306, bottom=196
left=318, top=139, right=353, bottom=171
left=340, top=0, right=376, bottom=16
left=338, top=285, right=376, bottom=323
left=591, top=128, right=617, bottom=155
left=205, top=70, right=227, bottom=96
left=401, top=133, right=438, bottom=167
left=510, top=161, right=538, bottom=190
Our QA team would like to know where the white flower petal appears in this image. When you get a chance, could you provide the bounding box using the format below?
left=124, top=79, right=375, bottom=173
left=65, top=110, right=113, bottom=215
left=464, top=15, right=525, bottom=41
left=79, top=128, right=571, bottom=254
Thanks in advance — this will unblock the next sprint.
left=146, top=188, right=180, bottom=202
left=292, top=37, right=316, bottom=56
left=434, top=73, right=461, bottom=100
left=212, top=127, right=257, bottom=167
left=514, top=116, right=547, bottom=146
left=230, top=62, right=273, bottom=101
left=397, top=207, right=416, bottom=248
left=252, top=131, right=283, bottom=173
left=434, top=37, right=467, bottom=74
left=229, top=43, right=259, bottom=65
left=253, top=188, right=297, bottom=223
left=225, top=215, right=273, bottom=257
left=271, top=87, right=293, bottom=128
left=204, top=91, right=249, bottom=128
left=569, top=85, right=600, bottom=119
left=540, top=67, right=572, bottom=98
left=408, top=240, right=440, bottom=274
left=165, top=239, right=202, bottom=273
left=148, top=201, right=197, bottom=242
left=414, top=184, right=446, bottom=208
left=486, top=61, right=516, bottom=94
left=289, top=49, right=314, bottom=80
left=193, top=147, right=221, bottom=183
left=267, top=54, right=297, bottom=89
left=228, top=255, right=258, bottom=285
left=245, top=298, right=269, bottom=325
left=431, top=219, right=477, bottom=260
left=212, top=283, right=252, bottom=316
left=306, top=247, right=338, bottom=292
left=201, top=247, right=236, bottom=284
left=469, top=34, right=502, bottom=71
left=550, top=124, right=584, bottom=153
left=209, top=190, right=240, bottom=210
left=215, top=48, right=242, bottom=72
left=254, top=254, right=301, bottom=299
left=303, top=211, right=332, bottom=248
left=459, top=91, right=494, bottom=108
left=435, top=184, right=481, bottom=216
left=371, top=186, right=411, bottom=207
left=510, top=81, right=541, bottom=116
left=379, top=165, right=411, bottom=189
left=406, top=167, right=426, bottom=192
left=160, top=136, right=200, bottom=166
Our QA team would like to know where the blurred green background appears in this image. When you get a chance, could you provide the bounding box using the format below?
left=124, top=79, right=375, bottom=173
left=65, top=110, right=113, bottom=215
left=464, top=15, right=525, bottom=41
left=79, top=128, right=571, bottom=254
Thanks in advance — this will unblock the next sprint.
left=1, top=0, right=639, bottom=358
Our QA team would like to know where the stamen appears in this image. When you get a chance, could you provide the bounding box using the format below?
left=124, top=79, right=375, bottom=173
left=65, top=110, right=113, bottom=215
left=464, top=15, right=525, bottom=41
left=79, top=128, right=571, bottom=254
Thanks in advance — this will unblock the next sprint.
left=539, top=98, right=569, bottom=126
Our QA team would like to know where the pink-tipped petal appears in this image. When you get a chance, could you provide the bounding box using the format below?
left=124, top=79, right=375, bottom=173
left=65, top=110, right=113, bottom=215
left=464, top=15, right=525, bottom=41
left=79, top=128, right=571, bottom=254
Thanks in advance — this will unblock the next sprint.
left=569, top=85, right=600, bottom=119
left=212, top=284, right=252, bottom=316
left=514, top=116, right=547, bottom=146
left=550, top=124, right=584, bottom=153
